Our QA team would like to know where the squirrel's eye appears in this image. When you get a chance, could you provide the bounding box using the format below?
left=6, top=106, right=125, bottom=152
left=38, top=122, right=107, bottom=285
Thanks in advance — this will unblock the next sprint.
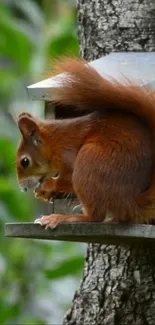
left=20, top=157, right=30, bottom=168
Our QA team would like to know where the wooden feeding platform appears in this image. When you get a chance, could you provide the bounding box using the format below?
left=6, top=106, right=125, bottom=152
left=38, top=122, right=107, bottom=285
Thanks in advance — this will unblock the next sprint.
left=5, top=52, right=155, bottom=246
left=27, top=52, right=155, bottom=102
left=4, top=222, right=155, bottom=246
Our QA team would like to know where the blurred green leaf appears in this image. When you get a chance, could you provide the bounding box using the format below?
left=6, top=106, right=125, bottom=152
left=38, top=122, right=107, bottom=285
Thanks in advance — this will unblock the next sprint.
left=48, top=33, right=79, bottom=57
left=0, top=181, right=35, bottom=221
left=23, top=318, right=47, bottom=325
left=13, top=0, right=44, bottom=29
left=0, top=4, right=33, bottom=72
left=45, top=256, right=84, bottom=279
left=0, top=300, right=20, bottom=323
left=0, top=177, right=13, bottom=192
left=0, top=138, right=16, bottom=173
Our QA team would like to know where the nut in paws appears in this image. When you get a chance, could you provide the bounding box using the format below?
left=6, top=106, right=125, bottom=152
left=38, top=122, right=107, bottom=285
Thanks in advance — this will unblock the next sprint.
left=34, top=187, right=55, bottom=203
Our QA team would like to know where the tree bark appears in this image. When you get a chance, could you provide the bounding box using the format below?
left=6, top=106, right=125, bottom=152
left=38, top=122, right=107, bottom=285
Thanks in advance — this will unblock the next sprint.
left=64, top=244, right=155, bottom=325
left=78, top=0, right=155, bottom=61
left=63, top=1, right=155, bottom=324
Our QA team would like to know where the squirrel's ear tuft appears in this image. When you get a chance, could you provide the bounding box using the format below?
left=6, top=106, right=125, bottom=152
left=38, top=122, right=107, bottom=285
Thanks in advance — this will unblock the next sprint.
left=17, top=115, right=41, bottom=145
left=18, top=112, right=34, bottom=120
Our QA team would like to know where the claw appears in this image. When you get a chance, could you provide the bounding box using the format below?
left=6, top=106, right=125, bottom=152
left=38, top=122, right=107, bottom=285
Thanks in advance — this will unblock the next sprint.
left=34, top=217, right=42, bottom=224
left=34, top=214, right=62, bottom=229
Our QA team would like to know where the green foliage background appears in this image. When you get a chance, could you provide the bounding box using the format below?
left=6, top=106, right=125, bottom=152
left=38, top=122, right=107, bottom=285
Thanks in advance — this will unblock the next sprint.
left=0, top=0, right=85, bottom=324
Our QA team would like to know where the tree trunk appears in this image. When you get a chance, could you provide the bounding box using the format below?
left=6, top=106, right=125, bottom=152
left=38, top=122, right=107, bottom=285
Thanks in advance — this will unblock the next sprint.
left=63, top=1, right=155, bottom=324
left=78, top=0, right=155, bottom=60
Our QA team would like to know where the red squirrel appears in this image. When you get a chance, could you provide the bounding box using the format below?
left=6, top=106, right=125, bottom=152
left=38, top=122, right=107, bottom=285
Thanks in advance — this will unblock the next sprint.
left=16, top=58, right=155, bottom=229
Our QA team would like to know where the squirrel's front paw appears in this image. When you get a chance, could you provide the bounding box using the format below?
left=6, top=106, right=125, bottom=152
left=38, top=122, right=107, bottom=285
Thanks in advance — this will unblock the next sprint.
left=34, top=214, right=64, bottom=229
left=34, top=183, right=55, bottom=203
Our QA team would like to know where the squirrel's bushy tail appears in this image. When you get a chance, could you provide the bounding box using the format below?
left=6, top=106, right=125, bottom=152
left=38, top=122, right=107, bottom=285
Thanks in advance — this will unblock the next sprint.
left=52, top=58, right=155, bottom=129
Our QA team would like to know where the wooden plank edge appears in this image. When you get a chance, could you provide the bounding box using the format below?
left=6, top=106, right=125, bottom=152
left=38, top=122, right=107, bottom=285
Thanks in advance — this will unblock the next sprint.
left=4, top=222, right=155, bottom=246
left=27, top=53, right=155, bottom=101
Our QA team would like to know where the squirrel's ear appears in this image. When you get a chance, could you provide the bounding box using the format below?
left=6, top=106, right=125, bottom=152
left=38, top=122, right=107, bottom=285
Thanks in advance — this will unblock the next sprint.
left=18, top=116, right=42, bottom=145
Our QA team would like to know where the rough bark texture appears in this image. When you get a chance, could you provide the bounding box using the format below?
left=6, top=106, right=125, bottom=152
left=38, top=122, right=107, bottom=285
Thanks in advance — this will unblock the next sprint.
left=64, top=244, right=155, bottom=325
left=63, top=0, right=155, bottom=325
left=78, top=0, right=155, bottom=61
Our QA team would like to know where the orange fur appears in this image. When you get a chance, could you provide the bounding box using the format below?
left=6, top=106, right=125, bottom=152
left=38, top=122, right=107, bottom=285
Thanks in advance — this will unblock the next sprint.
left=16, top=59, right=155, bottom=228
